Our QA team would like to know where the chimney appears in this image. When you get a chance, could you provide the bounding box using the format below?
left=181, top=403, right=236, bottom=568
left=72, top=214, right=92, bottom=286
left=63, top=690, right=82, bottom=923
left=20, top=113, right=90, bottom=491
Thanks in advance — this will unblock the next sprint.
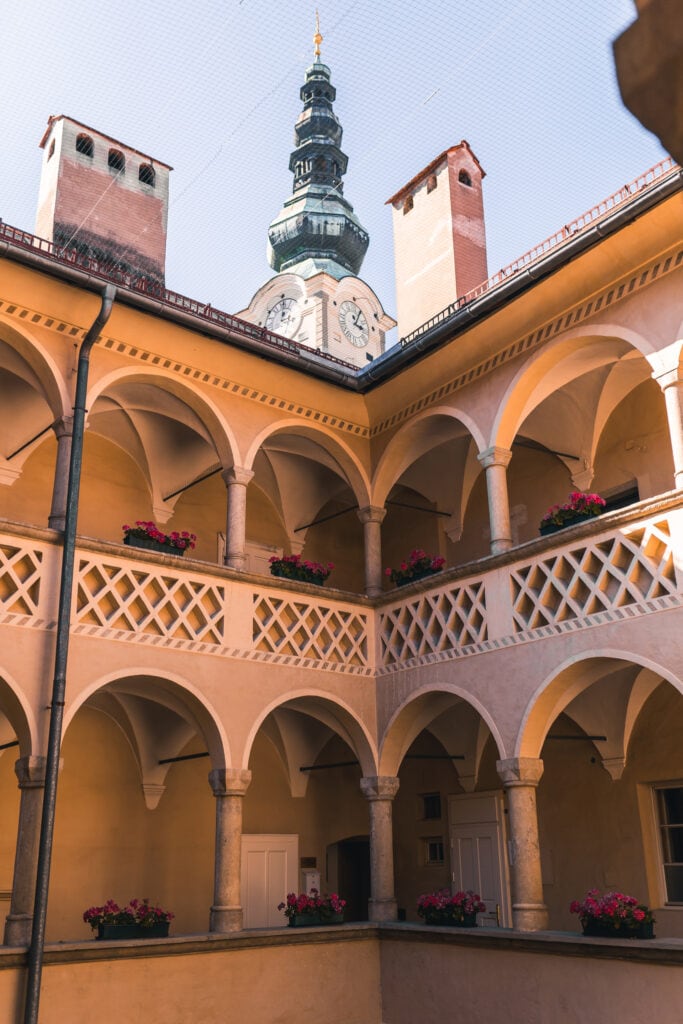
left=386, top=141, right=488, bottom=340
left=36, top=115, right=172, bottom=285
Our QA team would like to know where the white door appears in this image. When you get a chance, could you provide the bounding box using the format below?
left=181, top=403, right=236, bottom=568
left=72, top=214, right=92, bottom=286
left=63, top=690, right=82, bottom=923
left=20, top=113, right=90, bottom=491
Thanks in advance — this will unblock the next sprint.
left=240, top=834, right=298, bottom=928
left=448, top=792, right=510, bottom=927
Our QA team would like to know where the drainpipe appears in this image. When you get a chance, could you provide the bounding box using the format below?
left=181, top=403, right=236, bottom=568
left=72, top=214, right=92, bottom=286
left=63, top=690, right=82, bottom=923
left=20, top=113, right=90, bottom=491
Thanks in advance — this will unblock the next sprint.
left=23, top=284, right=116, bottom=1024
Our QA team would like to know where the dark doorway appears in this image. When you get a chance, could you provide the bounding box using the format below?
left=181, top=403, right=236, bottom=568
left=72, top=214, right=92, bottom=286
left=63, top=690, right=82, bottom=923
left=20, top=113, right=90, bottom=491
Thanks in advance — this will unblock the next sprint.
left=333, top=835, right=370, bottom=921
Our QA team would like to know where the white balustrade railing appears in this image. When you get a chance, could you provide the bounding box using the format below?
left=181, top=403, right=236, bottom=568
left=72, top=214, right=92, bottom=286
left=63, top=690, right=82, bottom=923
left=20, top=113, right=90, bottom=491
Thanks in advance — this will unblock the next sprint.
left=1, top=499, right=681, bottom=675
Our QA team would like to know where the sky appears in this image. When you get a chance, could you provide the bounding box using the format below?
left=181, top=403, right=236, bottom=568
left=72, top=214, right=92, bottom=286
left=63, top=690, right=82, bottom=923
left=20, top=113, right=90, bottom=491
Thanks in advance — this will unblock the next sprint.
left=0, top=1, right=667, bottom=345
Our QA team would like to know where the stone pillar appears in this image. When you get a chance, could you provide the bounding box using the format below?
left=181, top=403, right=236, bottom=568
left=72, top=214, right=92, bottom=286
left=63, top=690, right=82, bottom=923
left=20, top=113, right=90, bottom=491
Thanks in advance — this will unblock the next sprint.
left=3, top=756, right=46, bottom=946
left=222, top=467, right=254, bottom=570
left=48, top=417, right=74, bottom=531
left=496, top=757, right=548, bottom=931
left=357, top=506, right=386, bottom=597
left=208, top=767, right=251, bottom=933
left=360, top=775, right=400, bottom=921
left=656, top=369, right=683, bottom=488
left=477, top=446, right=513, bottom=554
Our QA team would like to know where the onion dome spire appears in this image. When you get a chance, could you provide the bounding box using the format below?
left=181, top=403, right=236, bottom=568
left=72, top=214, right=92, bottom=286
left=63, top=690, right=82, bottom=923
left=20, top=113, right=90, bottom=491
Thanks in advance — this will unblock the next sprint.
left=266, top=17, right=369, bottom=280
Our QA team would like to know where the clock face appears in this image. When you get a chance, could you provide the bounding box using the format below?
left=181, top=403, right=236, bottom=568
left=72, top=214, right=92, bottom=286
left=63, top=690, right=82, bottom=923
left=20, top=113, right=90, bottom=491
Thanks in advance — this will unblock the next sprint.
left=338, top=300, right=369, bottom=347
left=265, top=297, right=301, bottom=338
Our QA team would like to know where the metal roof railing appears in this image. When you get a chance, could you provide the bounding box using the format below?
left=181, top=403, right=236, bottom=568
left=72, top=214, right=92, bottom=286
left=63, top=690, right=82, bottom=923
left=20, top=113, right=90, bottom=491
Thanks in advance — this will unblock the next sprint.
left=400, top=156, right=678, bottom=347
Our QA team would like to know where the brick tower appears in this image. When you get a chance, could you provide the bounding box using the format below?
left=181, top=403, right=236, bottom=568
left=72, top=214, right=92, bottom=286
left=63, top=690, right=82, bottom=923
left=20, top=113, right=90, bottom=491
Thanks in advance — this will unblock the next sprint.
left=387, top=141, right=488, bottom=340
left=36, top=115, right=172, bottom=285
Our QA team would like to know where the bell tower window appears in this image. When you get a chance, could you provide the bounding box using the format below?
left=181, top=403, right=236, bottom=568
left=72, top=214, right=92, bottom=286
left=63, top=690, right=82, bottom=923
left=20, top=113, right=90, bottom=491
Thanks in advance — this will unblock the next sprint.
left=139, top=163, right=156, bottom=187
left=75, top=134, right=94, bottom=158
left=458, top=169, right=472, bottom=187
left=108, top=149, right=125, bottom=173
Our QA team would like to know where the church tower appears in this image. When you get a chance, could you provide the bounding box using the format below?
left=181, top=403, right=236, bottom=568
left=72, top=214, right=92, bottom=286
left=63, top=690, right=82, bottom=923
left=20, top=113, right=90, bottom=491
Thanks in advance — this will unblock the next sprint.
left=238, top=18, right=395, bottom=366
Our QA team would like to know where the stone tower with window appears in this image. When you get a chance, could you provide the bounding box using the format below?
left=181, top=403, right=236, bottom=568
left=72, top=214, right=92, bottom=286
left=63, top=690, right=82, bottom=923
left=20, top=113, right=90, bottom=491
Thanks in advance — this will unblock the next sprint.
left=387, top=142, right=488, bottom=340
left=35, top=115, right=172, bottom=285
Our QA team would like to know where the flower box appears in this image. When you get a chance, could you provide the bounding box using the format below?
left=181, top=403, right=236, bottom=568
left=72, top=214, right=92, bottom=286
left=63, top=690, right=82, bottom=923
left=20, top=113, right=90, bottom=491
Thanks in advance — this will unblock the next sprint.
left=417, top=889, right=485, bottom=927
left=122, top=521, right=196, bottom=554
left=539, top=492, right=605, bottom=535
left=278, top=888, right=346, bottom=925
left=396, top=567, right=443, bottom=587
left=97, top=921, right=170, bottom=940
left=570, top=889, right=655, bottom=940
left=269, top=554, right=333, bottom=585
left=124, top=535, right=184, bottom=555
left=581, top=918, right=654, bottom=940
left=288, top=913, right=323, bottom=928
left=386, top=550, right=446, bottom=587
left=84, top=898, right=174, bottom=939
left=424, top=911, right=478, bottom=927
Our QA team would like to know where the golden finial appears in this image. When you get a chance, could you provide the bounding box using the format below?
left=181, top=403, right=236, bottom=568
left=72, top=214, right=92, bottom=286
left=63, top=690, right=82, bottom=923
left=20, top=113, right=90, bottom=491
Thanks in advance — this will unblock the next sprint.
left=313, top=10, right=323, bottom=61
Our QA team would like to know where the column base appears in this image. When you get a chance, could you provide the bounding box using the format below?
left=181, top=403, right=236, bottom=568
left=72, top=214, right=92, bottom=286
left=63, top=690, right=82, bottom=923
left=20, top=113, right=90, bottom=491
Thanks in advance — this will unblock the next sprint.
left=209, top=905, right=243, bottom=933
left=368, top=898, right=398, bottom=923
left=4, top=913, right=32, bottom=946
left=511, top=902, right=549, bottom=931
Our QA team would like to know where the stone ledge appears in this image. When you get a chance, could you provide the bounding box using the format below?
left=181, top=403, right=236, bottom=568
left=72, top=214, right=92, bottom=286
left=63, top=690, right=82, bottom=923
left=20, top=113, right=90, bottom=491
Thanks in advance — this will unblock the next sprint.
left=2, top=922, right=683, bottom=969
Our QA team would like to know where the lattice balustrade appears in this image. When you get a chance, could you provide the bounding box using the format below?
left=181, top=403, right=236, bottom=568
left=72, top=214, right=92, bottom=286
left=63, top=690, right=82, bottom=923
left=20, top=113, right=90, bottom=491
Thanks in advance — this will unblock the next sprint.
left=0, top=541, right=43, bottom=617
left=380, top=580, right=487, bottom=667
left=511, top=518, right=678, bottom=632
left=76, top=557, right=226, bottom=644
left=253, top=592, right=369, bottom=667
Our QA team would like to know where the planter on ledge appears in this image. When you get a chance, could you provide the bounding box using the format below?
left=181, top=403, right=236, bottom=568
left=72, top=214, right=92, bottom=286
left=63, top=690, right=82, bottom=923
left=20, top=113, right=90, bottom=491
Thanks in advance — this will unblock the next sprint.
left=287, top=912, right=344, bottom=927
left=581, top=919, right=654, bottom=940
left=123, top=535, right=184, bottom=556
left=424, top=912, right=478, bottom=927
left=97, top=922, right=170, bottom=940
left=539, top=513, right=599, bottom=536
left=396, top=568, right=444, bottom=588
left=288, top=913, right=323, bottom=928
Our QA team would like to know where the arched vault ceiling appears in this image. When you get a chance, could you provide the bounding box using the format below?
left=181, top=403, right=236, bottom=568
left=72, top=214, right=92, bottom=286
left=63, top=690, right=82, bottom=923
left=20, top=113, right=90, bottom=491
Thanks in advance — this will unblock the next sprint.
left=502, top=337, right=643, bottom=443
left=0, top=341, right=46, bottom=393
left=518, top=357, right=651, bottom=461
left=255, top=448, right=354, bottom=534
left=95, top=383, right=216, bottom=445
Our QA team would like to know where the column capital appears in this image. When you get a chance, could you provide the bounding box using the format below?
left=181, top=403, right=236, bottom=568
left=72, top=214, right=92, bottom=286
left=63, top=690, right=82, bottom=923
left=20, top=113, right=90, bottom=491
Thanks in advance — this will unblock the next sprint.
left=222, top=466, right=254, bottom=488
left=477, top=446, right=513, bottom=470
left=209, top=767, right=252, bottom=797
left=360, top=775, right=400, bottom=801
left=496, top=757, right=544, bottom=788
left=357, top=505, right=387, bottom=526
left=51, top=416, right=74, bottom=440
left=14, top=756, right=46, bottom=789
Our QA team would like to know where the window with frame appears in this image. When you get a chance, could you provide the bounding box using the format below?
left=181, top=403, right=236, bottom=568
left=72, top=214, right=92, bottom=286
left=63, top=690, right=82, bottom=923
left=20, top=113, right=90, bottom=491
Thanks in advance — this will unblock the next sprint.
left=424, top=837, right=445, bottom=865
left=421, top=792, right=442, bottom=820
left=656, top=785, right=683, bottom=902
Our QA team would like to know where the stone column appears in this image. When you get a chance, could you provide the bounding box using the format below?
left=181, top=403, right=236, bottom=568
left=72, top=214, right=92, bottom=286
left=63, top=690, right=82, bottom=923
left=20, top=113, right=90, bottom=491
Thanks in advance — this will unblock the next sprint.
left=209, top=767, right=251, bottom=933
left=477, top=446, right=513, bottom=554
left=360, top=775, right=400, bottom=921
left=496, top=757, right=548, bottom=931
left=48, top=417, right=74, bottom=531
left=3, top=756, right=46, bottom=946
left=656, top=369, right=683, bottom=488
left=357, top=506, right=386, bottom=597
left=222, top=467, right=254, bottom=570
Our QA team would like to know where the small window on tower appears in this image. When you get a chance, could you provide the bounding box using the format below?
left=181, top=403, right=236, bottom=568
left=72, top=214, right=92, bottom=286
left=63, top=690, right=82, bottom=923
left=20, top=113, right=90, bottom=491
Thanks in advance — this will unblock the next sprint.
left=426, top=174, right=437, bottom=193
left=75, top=134, right=94, bottom=158
left=403, top=195, right=414, bottom=215
left=139, top=163, right=156, bottom=187
left=48, top=140, right=55, bottom=161
left=458, top=169, right=472, bottom=187
left=108, top=149, right=125, bottom=174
